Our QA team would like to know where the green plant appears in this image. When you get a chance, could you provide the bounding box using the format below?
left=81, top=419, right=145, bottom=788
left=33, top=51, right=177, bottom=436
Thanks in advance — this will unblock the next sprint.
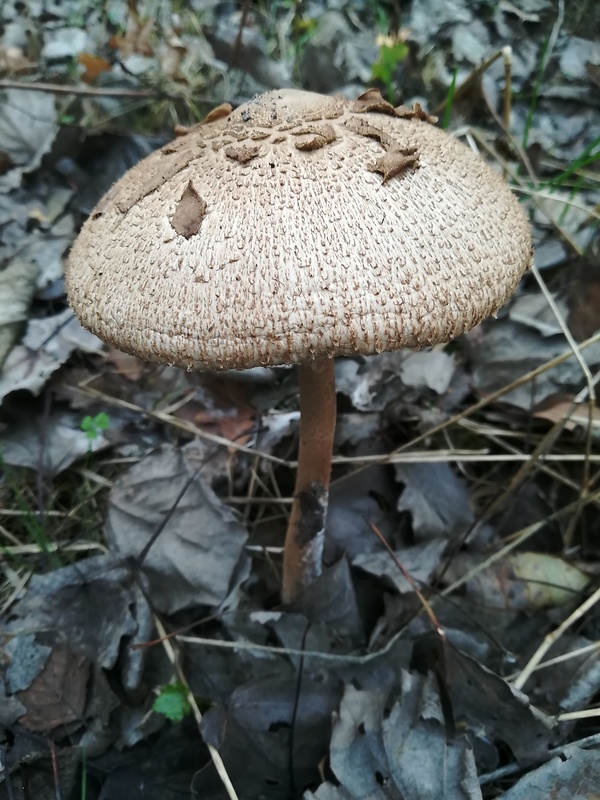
left=0, top=453, right=62, bottom=568
left=442, top=66, right=459, bottom=129
left=80, top=746, right=87, bottom=800
left=522, top=32, right=551, bottom=150
left=371, top=38, right=408, bottom=103
left=152, top=682, right=191, bottom=723
left=81, top=412, right=110, bottom=443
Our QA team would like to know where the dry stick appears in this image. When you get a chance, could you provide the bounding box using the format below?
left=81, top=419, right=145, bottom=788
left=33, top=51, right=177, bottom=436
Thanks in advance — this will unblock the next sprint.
left=431, top=48, right=507, bottom=116
left=519, top=640, right=600, bottom=674
left=0, top=79, right=221, bottom=107
left=74, top=381, right=290, bottom=467
left=460, top=406, right=574, bottom=546
left=473, top=130, right=583, bottom=256
left=441, top=487, right=600, bottom=598
left=282, top=358, right=336, bottom=603
left=332, top=330, right=600, bottom=487
left=531, top=265, right=597, bottom=545
left=369, top=522, right=445, bottom=638
left=0, top=78, right=167, bottom=98
left=513, top=585, right=600, bottom=691
left=154, top=616, right=240, bottom=800
left=502, top=45, right=512, bottom=131
left=557, top=708, right=600, bottom=722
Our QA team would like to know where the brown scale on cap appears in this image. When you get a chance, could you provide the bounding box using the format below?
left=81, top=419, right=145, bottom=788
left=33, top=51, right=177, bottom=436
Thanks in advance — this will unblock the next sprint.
left=67, top=88, right=532, bottom=603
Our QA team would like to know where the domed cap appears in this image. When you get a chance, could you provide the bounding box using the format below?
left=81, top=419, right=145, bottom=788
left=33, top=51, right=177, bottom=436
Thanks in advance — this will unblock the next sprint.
left=66, top=88, right=532, bottom=370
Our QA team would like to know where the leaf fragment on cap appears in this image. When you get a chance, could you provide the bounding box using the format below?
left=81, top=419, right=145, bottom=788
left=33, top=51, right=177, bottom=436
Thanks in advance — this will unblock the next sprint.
left=224, top=144, right=260, bottom=164
left=352, top=88, right=397, bottom=116
left=368, top=147, right=419, bottom=182
left=202, top=103, right=233, bottom=124
left=170, top=181, right=207, bottom=238
left=395, top=103, right=438, bottom=124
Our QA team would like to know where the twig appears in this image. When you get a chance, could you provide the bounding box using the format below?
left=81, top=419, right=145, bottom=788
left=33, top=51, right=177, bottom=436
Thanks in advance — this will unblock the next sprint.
left=332, top=330, right=600, bottom=487
left=432, top=48, right=507, bottom=116
left=557, top=707, right=600, bottom=722
left=48, top=739, right=63, bottom=800
left=72, top=381, right=290, bottom=467
left=531, top=264, right=596, bottom=544
left=507, top=640, right=600, bottom=679
left=332, top=452, right=600, bottom=465
left=154, top=616, right=240, bottom=800
left=369, top=522, right=445, bottom=639
left=440, top=488, right=600, bottom=598
left=513, top=585, right=600, bottom=690
left=0, top=79, right=166, bottom=98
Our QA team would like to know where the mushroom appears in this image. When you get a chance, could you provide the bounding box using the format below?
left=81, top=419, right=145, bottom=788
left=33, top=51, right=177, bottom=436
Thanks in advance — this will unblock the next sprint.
left=66, top=88, right=532, bottom=603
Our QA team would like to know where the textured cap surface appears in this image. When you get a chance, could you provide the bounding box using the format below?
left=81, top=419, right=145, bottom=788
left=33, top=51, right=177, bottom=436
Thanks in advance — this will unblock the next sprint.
left=66, top=88, right=532, bottom=370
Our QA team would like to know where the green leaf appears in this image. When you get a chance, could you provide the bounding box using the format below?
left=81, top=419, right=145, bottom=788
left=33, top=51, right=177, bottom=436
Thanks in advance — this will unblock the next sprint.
left=80, top=412, right=111, bottom=442
left=94, top=412, right=110, bottom=431
left=152, top=682, right=191, bottom=723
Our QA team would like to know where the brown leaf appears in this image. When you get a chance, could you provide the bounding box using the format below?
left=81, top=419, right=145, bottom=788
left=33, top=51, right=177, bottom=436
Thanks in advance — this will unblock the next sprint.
left=203, top=103, right=234, bottom=125
left=352, top=88, right=397, bottom=116
left=170, top=181, right=207, bottom=238
left=534, top=395, right=600, bottom=431
left=567, top=239, right=600, bottom=340
left=105, top=347, right=148, bottom=381
left=292, top=124, right=337, bottom=151
left=17, top=645, right=89, bottom=732
left=77, top=52, right=112, bottom=84
left=224, top=144, right=260, bottom=163
left=368, top=148, right=419, bottom=182
left=394, top=102, right=438, bottom=124
left=109, top=15, right=154, bottom=57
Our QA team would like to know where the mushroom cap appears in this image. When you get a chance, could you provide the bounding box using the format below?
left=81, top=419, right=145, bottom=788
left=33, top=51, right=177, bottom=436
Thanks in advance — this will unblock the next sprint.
left=66, top=88, right=532, bottom=371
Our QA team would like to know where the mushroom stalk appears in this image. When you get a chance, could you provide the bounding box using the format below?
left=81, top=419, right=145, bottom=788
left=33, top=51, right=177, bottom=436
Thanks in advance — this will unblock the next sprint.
left=282, top=357, right=336, bottom=603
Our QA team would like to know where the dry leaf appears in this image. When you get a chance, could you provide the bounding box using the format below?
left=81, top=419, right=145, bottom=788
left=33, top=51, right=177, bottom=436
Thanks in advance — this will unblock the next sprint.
left=17, top=645, right=89, bottom=732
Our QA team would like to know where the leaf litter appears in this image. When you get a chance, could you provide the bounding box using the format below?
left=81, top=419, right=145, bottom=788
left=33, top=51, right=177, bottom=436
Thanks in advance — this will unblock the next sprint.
left=1, top=1, right=600, bottom=798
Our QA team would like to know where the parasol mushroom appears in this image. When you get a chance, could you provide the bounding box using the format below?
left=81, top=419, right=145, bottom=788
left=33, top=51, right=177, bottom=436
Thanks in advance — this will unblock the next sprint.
left=66, top=88, right=532, bottom=603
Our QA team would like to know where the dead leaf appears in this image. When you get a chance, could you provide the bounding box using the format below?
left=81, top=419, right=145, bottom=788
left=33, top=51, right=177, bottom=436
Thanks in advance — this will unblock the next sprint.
left=16, top=645, right=89, bottom=732
left=109, top=15, right=154, bottom=57
left=450, top=552, right=590, bottom=611
left=0, top=409, right=108, bottom=473
left=4, top=633, right=51, bottom=693
left=395, top=462, right=474, bottom=542
left=0, top=89, right=58, bottom=173
left=0, top=258, right=38, bottom=367
left=107, top=444, right=250, bottom=613
left=499, top=746, right=600, bottom=799
left=534, top=395, right=600, bottom=432
left=77, top=52, right=112, bottom=83
left=199, top=672, right=342, bottom=797
left=11, top=555, right=143, bottom=671
left=441, top=643, right=556, bottom=766
left=400, top=350, right=456, bottom=394
left=105, top=347, right=148, bottom=381
left=312, top=670, right=483, bottom=800
left=0, top=308, right=104, bottom=404
left=470, top=317, right=600, bottom=410
left=282, top=558, right=364, bottom=645
left=354, top=539, right=448, bottom=594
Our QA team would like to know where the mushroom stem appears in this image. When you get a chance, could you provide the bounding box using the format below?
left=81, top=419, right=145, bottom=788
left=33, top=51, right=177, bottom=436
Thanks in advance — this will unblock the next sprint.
left=282, top=356, right=336, bottom=603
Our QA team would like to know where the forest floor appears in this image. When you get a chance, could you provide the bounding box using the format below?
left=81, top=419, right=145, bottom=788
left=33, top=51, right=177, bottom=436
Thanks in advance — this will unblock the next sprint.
left=0, top=1, right=599, bottom=798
